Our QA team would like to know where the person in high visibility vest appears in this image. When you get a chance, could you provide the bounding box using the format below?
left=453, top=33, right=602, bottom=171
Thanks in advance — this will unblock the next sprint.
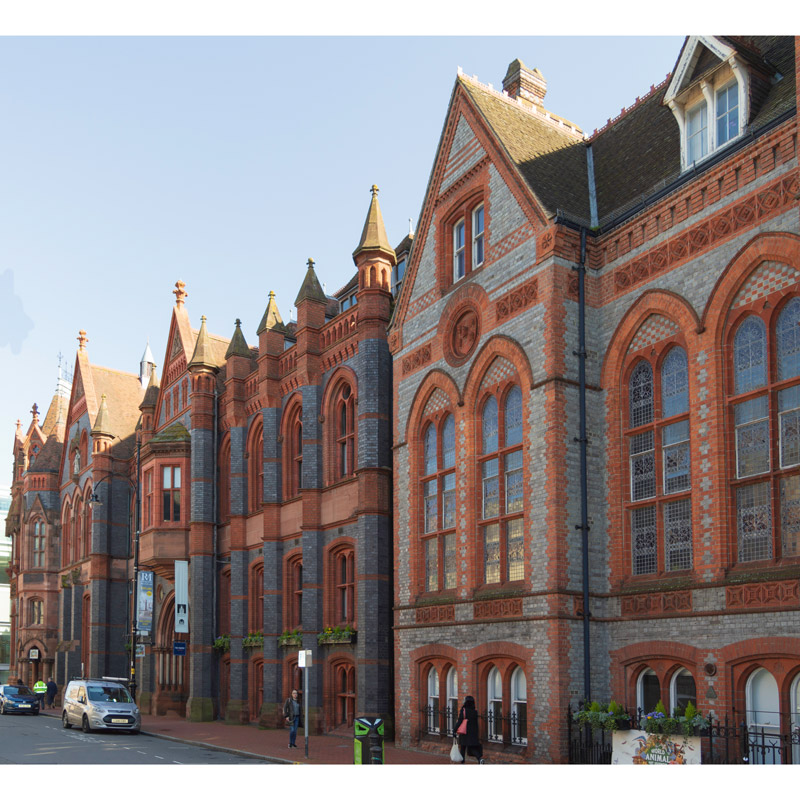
left=33, top=680, right=46, bottom=709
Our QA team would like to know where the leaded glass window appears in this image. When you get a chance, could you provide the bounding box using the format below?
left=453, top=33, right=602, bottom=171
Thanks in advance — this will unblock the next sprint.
left=737, top=482, right=773, bottom=562
left=424, top=424, right=437, bottom=475
left=664, top=498, right=692, bottom=571
left=735, top=396, right=770, bottom=478
left=629, top=361, right=654, bottom=427
left=505, top=450, right=523, bottom=513
left=425, top=537, right=438, bottom=592
left=779, top=386, right=800, bottom=469
left=507, top=518, right=524, bottom=581
left=661, top=347, right=689, bottom=418
left=780, top=474, right=800, bottom=557
left=777, top=298, right=800, bottom=381
left=424, top=479, right=437, bottom=533
left=632, top=505, right=657, bottom=575
left=482, top=459, right=499, bottom=519
left=505, top=386, right=523, bottom=446
left=734, top=317, right=767, bottom=395
left=484, top=524, right=500, bottom=584
left=630, top=431, right=655, bottom=501
left=442, top=472, right=456, bottom=529
left=482, top=396, right=498, bottom=454
left=663, top=420, right=691, bottom=494
left=442, top=414, right=455, bottom=469
left=444, top=533, right=456, bottom=590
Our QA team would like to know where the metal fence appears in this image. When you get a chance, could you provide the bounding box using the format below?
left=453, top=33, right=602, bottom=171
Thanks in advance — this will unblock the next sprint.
left=568, top=706, right=800, bottom=765
left=421, top=705, right=527, bottom=746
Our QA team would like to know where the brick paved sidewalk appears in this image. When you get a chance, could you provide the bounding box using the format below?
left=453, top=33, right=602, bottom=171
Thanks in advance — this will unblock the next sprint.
left=41, top=708, right=449, bottom=765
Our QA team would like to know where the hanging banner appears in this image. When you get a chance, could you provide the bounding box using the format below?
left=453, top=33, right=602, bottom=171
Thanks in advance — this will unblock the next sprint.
left=612, top=730, right=701, bottom=764
left=174, top=559, right=189, bottom=633
left=136, top=570, right=155, bottom=634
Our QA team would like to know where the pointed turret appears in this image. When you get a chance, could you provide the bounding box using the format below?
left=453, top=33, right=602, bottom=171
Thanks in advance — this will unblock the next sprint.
left=225, top=319, right=252, bottom=359
left=353, top=185, right=396, bottom=264
left=140, top=339, right=156, bottom=387
left=257, top=291, right=288, bottom=335
left=139, top=364, right=160, bottom=410
left=92, top=394, right=113, bottom=438
left=188, top=316, right=218, bottom=371
left=294, top=258, right=328, bottom=307
left=14, top=419, right=24, bottom=448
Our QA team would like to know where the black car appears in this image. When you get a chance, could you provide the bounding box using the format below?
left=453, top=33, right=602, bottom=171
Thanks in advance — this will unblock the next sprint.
left=0, top=684, right=41, bottom=715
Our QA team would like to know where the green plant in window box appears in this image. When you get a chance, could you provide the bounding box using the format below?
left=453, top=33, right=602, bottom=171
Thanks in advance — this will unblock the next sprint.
left=677, top=700, right=708, bottom=737
left=242, top=631, right=264, bottom=650
left=317, top=624, right=356, bottom=645
left=573, top=699, right=631, bottom=732
left=212, top=634, right=230, bottom=653
left=278, top=629, right=302, bottom=647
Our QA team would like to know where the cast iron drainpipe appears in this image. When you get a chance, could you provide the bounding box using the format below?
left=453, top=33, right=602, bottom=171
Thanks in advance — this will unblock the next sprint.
left=574, top=226, right=591, bottom=702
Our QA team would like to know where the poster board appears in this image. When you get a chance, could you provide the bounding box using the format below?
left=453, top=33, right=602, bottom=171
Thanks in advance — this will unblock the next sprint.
left=612, top=730, right=701, bottom=764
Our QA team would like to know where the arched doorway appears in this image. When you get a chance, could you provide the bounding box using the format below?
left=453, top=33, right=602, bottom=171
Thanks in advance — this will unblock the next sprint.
left=746, top=667, right=781, bottom=764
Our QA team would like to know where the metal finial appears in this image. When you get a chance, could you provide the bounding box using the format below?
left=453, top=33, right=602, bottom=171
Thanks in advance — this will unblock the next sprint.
left=371, top=184, right=379, bottom=196
left=173, top=280, right=188, bottom=306
left=235, top=318, right=241, bottom=327
left=307, top=258, right=315, bottom=270
left=200, top=315, right=207, bottom=323
left=77, top=330, right=89, bottom=351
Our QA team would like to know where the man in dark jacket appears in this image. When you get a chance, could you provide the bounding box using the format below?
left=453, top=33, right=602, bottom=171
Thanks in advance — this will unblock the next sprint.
left=283, top=689, right=302, bottom=749
left=45, top=678, right=58, bottom=709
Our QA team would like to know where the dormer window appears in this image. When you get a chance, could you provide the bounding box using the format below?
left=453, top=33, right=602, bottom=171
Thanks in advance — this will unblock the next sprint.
left=716, top=82, right=739, bottom=146
left=686, top=102, right=708, bottom=163
left=392, top=257, right=406, bottom=297
left=454, top=219, right=466, bottom=281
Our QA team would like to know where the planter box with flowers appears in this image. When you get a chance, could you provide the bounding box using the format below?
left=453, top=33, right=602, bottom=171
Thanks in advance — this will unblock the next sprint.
left=640, top=700, right=708, bottom=737
left=212, top=634, right=231, bottom=653
left=278, top=629, right=303, bottom=647
left=573, top=699, right=631, bottom=732
left=317, top=625, right=356, bottom=645
left=242, top=631, right=264, bottom=651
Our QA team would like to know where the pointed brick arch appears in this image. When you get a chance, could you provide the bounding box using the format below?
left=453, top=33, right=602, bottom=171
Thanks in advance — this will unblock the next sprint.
left=403, top=369, right=461, bottom=443
left=462, top=335, right=534, bottom=413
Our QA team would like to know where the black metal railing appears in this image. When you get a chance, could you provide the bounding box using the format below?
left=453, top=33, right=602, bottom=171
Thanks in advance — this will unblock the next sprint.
left=420, top=705, right=528, bottom=746
left=568, top=705, right=800, bottom=765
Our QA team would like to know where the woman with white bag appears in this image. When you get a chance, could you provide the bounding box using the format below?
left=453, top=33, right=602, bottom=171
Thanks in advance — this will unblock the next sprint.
left=452, top=695, right=485, bottom=764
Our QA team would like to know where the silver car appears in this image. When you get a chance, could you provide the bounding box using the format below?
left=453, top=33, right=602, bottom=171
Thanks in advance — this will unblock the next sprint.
left=62, top=679, right=141, bottom=734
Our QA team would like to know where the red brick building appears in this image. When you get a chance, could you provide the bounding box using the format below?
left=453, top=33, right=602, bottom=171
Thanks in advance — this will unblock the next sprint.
left=390, top=36, right=800, bottom=762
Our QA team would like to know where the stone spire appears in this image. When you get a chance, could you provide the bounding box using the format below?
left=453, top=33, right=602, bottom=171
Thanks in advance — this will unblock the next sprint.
left=294, top=258, right=327, bottom=306
left=188, top=315, right=217, bottom=370
left=15, top=419, right=24, bottom=446
left=352, top=185, right=396, bottom=265
left=225, top=319, right=252, bottom=359
left=92, top=393, right=113, bottom=438
left=257, top=291, right=287, bottom=335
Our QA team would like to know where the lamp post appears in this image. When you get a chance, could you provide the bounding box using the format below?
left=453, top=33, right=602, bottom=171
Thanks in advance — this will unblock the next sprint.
left=88, top=436, right=141, bottom=700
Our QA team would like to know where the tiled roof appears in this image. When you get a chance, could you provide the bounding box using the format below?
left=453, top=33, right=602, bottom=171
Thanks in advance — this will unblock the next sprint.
left=460, top=76, right=590, bottom=221
left=90, top=365, right=143, bottom=460
left=28, top=432, right=63, bottom=473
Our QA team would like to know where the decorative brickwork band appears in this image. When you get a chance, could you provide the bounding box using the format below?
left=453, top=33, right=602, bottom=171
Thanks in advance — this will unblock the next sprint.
left=620, top=590, right=692, bottom=617
left=726, top=580, right=800, bottom=610
left=407, top=288, right=438, bottom=320
left=415, top=604, right=455, bottom=624
left=491, top=223, right=535, bottom=263
left=473, top=597, right=523, bottom=619
left=402, top=343, right=432, bottom=375
left=731, top=260, right=800, bottom=308
left=613, top=173, right=799, bottom=295
left=495, top=279, right=538, bottom=322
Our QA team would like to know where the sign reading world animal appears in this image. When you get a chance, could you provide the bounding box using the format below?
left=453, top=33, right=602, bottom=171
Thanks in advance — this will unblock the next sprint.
left=612, top=731, right=701, bottom=765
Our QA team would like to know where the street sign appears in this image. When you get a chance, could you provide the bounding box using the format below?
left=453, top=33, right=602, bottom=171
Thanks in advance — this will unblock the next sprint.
left=173, top=641, right=187, bottom=657
left=136, top=571, right=154, bottom=633
left=174, top=560, right=189, bottom=633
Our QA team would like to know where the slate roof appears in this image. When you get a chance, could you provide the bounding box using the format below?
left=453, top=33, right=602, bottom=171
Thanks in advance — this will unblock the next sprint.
left=460, top=76, right=590, bottom=221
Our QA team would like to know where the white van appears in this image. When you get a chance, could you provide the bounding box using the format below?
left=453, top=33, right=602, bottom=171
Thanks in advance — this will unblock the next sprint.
left=62, top=678, right=141, bottom=734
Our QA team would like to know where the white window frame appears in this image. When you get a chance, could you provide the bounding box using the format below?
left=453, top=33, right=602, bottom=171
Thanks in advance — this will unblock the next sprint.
left=686, top=100, right=708, bottom=165
left=453, top=218, right=466, bottom=281
left=427, top=668, right=440, bottom=733
left=669, top=667, right=697, bottom=715
left=637, top=667, right=661, bottom=713
left=487, top=666, right=503, bottom=741
left=472, top=204, right=485, bottom=269
left=445, top=667, right=459, bottom=735
left=510, top=666, right=527, bottom=745
left=745, top=667, right=782, bottom=764
left=715, top=80, right=739, bottom=147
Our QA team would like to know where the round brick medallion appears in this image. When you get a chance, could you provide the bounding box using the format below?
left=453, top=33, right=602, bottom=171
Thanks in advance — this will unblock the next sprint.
left=444, top=306, right=480, bottom=365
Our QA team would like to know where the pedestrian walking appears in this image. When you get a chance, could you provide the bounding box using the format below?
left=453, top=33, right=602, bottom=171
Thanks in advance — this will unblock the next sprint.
left=45, top=677, right=58, bottom=709
left=283, top=689, right=302, bottom=749
left=33, top=679, right=47, bottom=709
left=454, top=695, right=484, bottom=764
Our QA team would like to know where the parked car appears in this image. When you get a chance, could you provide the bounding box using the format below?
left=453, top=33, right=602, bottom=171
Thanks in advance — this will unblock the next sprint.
left=61, top=678, right=140, bottom=734
left=0, top=684, right=41, bottom=715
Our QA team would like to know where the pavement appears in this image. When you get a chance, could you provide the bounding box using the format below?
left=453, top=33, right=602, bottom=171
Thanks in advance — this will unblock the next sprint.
left=40, top=707, right=450, bottom=765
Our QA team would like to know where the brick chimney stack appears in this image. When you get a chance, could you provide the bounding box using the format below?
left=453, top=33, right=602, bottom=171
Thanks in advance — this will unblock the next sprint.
left=502, top=59, right=547, bottom=107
